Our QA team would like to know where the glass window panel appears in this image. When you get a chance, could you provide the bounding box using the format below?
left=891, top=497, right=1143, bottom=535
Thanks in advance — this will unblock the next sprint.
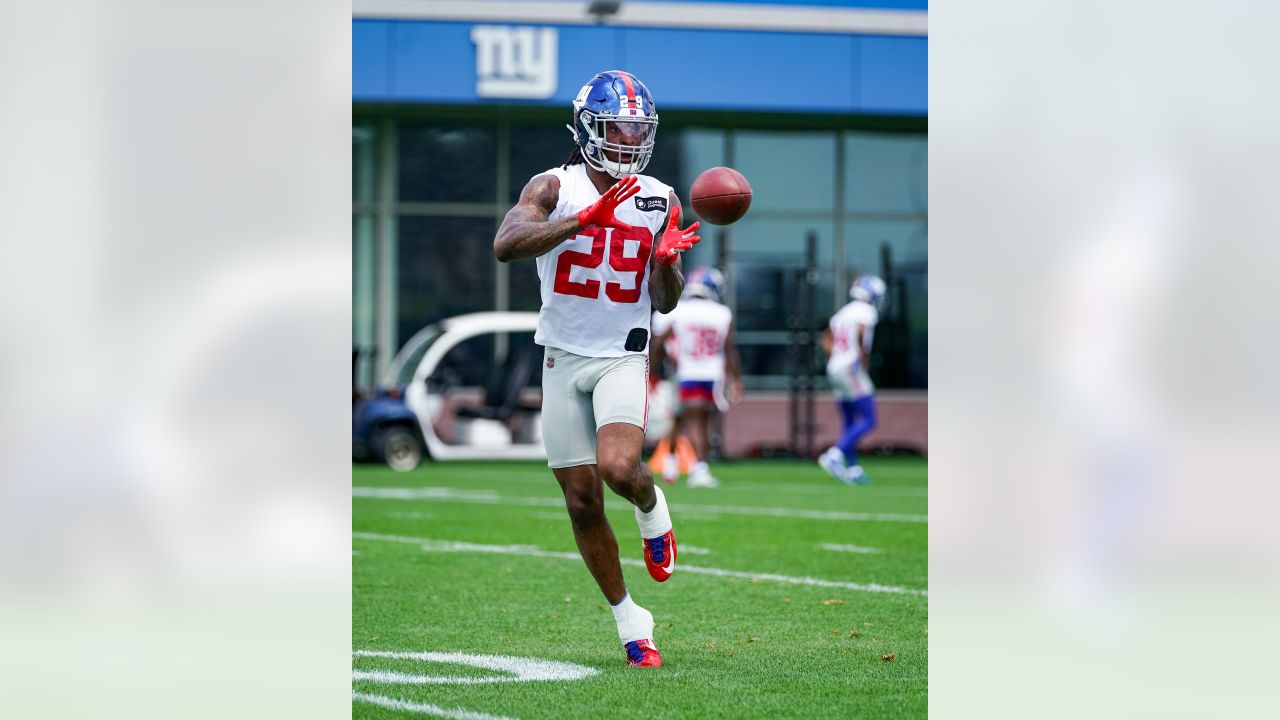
left=677, top=128, right=726, bottom=198
left=508, top=259, right=542, bottom=313
left=353, top=214, right=376, bottom=389
left=733, top=131, right=836, bottom=213
left=399, top=125, right=497, bottom=203
left=842, top=219, right=927, bottom=278
left=737, top=341, right=835, bottom=390
left=842, top=219, right=928, bottom=390
left=353, top=123, right=377, bottom=204
left=737, top=342, right=791, bottom=379
left=844, top=132, right=927, bottom=213
left=679, top=226, right=722, bottom=274
left=726, top=218, right=835, bottom=333
left=397, top=216, right=496, bottom=344
left=509, top=125, right=576, bottom=202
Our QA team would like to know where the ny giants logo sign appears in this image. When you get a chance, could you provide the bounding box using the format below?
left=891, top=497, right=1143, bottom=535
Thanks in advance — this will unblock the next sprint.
left=470, top=26, right=557, bottom=99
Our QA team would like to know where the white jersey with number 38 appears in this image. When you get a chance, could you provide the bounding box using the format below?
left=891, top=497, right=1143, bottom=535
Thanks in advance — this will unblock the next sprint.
left=533, top=163, right=674, bottom=357
left=653, top=297, right=733, bottom=383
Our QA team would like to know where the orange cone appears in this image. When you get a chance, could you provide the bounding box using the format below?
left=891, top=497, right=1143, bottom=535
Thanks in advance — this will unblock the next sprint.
left=649, top=435, right=700, bottom=480
left=674, top=436, right=698, bottom=474
left=647, top=438, right=671, bottom=475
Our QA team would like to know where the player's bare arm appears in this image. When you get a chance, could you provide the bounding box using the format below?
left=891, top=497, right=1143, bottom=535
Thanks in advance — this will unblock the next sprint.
left=496, top=173, right=643, bottom=263
left=856, top=325, right=870, bottom=368
left=821, top=327, right=834, bottom=354
left=650, top=190, right=699, bottom=312
left=724, top=322, right=745, bottom=403
left=494, top=174, right=576, bottom=262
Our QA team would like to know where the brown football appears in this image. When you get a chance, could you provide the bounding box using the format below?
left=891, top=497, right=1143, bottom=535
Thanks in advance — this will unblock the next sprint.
left=690, top=167, right=752, bottom=225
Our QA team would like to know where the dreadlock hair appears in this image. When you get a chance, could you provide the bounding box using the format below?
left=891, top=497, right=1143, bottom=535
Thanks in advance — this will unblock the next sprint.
left=562, top=145, right=585, bottom=169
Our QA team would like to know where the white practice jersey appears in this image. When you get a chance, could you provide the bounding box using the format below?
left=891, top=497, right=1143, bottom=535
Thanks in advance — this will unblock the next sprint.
left=826, top=300, right=878, bottom=375
left=651, top=309, right=679, bottom=360
left=533, top=164, right=674, bottom=357
left=655, top=297, right=733, bottom=383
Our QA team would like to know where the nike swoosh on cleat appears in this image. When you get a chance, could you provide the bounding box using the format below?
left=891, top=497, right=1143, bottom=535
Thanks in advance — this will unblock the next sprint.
left=659, top=546, right=675, bottom=574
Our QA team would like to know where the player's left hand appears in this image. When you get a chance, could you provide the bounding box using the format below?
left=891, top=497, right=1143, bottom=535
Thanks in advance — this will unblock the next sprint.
left=656, top=205, right=700, bottom=266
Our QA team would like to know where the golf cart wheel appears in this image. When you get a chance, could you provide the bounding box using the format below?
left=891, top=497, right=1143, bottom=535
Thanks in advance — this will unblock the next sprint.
left=375, top=427, right=422, bottom=472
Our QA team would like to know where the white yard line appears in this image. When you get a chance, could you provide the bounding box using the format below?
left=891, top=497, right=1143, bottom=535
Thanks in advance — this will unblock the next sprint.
left=536, top=509, right=724, bottom=523
left=680, top=545, right=712, bottom=555
left=818, top=543, right=884, bottom=555
left=352, top=650, right=599, bottom=719
left=352, top=691, right=515, bottom=720
left=386, top=510, right=435, bottom=520
left=354, top=650, right=599, bottom=682
left=729, top=483, right=928, bottom=498
left=353, top=532, right=926, bottom=597
left=675, top=502, right=925, bottom=523
left=353, top=486, right=927, bottom=524
left=355, top=487, right=506, bottom=501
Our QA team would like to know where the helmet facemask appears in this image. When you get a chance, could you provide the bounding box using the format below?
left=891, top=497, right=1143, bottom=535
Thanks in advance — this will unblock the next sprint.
left=570, top=111, right=658, bottom=178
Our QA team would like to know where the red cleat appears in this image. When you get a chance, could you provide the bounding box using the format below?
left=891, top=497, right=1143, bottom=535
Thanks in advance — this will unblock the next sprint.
left=625, top=639, right=662, bottom=667
left=643, top=529, right=677, bottom=582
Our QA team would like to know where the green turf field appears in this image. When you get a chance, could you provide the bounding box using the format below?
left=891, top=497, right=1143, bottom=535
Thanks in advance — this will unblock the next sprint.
left=353, top=456, right=927, bottom=719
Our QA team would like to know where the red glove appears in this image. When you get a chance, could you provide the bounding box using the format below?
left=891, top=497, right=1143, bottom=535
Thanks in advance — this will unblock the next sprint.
left=656, top=204, right=701, bottom=266
left=577, top=175, right=641, bottom=231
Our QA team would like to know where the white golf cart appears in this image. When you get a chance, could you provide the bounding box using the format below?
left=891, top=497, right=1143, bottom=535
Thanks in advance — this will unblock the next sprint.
left=353, top=312, right=545, bottom=469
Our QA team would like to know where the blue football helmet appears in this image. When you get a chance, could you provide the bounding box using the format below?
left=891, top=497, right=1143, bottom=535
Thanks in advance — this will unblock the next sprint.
left=685, top=266, right=726, bottom=303
left=850, top=275, right=887, bottom=309
left=567, top=70, right=659, bottom=178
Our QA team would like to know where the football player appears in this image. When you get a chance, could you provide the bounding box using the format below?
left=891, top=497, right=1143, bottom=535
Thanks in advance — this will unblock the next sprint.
left=819, top=275, right=886, bottom=485
left=493, top=70, right=700, bottom=667
left=651, top=267, right=743, bottom=488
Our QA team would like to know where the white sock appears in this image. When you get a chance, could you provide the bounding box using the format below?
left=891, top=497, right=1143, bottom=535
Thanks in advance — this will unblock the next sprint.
left=691, top=461, right=708, bottom=476
left=610, top=593, right=654, bottom=644
left=635, top=485, right=672, bottom=539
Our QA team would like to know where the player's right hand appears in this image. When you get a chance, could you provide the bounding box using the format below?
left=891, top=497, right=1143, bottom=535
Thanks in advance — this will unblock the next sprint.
left=655, top=204, right=701, bottom=266
left=728, top=379, right=745, bottom=405
left=577, top=175, right=641, bottom=231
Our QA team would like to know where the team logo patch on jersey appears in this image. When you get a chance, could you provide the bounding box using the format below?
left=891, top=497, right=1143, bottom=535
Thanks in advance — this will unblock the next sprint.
left=634, top=196, right=668, bottom=213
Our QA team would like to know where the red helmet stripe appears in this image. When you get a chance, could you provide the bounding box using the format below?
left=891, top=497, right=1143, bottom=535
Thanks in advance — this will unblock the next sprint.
left=618, top=72, right=638, bottom=115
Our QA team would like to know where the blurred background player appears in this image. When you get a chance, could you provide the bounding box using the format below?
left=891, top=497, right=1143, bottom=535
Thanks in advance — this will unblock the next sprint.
left=644, top=309, right=689, bottom=465
left=651, top=267, right=743, bottom=488
left=492, top=70, right=701, bottom=667
left=819, top=275, right=886, bottom=485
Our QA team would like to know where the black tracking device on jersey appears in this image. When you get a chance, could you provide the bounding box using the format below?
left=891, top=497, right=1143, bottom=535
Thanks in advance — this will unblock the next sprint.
left=624, top=328, right=648, bottom=352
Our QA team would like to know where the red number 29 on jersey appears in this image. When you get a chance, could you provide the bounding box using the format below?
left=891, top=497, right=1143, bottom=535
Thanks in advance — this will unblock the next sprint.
left=553, top=227, right=654, bottom=303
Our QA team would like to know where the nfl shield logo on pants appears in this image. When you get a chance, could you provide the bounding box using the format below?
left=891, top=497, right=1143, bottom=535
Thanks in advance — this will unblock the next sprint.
left=546, top=356, right=555, bottom=369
